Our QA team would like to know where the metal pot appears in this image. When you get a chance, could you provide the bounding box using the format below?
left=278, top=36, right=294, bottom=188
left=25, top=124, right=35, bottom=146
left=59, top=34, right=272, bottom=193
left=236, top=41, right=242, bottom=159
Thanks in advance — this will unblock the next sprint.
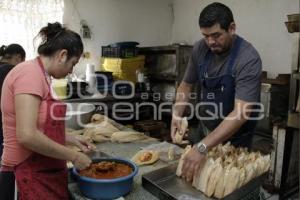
left=65, top=103, right=95, bottom=130
left=72, top=158, right=138, bottom=200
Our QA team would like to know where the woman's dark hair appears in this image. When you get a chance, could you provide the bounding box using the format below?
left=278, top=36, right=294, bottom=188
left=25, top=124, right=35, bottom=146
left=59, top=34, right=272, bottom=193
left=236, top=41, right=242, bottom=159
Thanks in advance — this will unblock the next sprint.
left=37, top=22, right=83, bottom=59
left=0, top=44, right=26, bottom=60
left=199, top=2, right=234, bottom=31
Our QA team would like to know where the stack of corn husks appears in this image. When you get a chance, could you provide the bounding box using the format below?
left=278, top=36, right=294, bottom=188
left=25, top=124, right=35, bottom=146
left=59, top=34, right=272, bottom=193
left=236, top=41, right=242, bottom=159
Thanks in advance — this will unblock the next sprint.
left=66, top=114, right=155, bottom=151
left=176, top=143, right=271, bottom=199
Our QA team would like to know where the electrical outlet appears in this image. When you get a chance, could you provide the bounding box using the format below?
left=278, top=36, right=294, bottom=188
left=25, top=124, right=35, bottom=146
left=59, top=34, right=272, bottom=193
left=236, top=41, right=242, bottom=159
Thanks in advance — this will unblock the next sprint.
left=81, top=26, right=91, bottom=39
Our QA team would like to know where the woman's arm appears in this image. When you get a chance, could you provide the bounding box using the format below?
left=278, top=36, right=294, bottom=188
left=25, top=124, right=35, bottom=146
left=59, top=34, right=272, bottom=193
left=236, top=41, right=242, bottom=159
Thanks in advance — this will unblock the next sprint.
left=15, top=94, right=91, bottom=169
left=66, top=134, right=96, bottom=153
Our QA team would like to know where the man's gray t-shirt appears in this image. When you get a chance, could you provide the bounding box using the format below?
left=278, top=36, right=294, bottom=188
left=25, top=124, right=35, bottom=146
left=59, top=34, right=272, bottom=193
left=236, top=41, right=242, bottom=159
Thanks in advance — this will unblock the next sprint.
left=183, top=35, right=262, bottom=103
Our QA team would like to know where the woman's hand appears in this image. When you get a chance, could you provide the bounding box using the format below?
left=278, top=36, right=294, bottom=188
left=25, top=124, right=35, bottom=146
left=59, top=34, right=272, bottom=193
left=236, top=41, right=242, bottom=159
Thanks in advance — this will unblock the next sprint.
left=72, top=152, right=92, bottom=170
left=66, top=134, right=96, bottom=153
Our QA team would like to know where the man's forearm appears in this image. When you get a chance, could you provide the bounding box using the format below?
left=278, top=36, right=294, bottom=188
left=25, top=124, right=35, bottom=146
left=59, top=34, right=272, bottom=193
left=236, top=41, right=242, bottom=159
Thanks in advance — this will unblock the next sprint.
left=202, top=100, right=249, bottom=150
left=173, top=82, right=192, bottom=117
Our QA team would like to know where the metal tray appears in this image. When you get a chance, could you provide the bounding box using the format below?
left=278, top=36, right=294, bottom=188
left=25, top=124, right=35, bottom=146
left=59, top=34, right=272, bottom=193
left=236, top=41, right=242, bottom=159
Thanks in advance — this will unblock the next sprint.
left=142, top=164, right=266, bottom=200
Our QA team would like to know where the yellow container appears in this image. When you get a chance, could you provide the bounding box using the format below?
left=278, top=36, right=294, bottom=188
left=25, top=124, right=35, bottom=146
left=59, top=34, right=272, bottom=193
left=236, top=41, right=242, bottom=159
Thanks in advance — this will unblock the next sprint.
left=100, top=55, right=145, bottom=83
left=52, top=79, right=67, bottom=100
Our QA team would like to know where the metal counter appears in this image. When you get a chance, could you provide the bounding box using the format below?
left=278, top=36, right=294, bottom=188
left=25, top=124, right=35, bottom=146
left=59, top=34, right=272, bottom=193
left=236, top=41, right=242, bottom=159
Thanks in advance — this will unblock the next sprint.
left=68, top=142, right=265, bottom=200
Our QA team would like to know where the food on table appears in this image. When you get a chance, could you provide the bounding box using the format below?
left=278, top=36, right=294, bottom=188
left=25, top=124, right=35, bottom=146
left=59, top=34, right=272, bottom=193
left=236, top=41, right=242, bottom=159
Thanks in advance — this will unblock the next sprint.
left=111, top=131, right=152, bottom=143
left=79, top=161, right=133, bottom=179
left=90, top=114, right=109, bottom=123
left=131, top=150, right=159, bottom=165
left=176, top=145, right=192, bottom=176
left=66, top=114, right=153, bottom=147
left=176, top=142, right=271, bottom=199
left=174, top=117, right=188, bottom=144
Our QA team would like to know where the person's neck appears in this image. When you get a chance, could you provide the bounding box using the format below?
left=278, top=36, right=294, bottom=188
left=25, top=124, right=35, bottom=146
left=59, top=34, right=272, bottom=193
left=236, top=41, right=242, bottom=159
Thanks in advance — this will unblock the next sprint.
left=215, top=35, right=236, bottom=57
left=230, top=34, right=237, bottom=48
left=39, top=56, right=52, bottom=75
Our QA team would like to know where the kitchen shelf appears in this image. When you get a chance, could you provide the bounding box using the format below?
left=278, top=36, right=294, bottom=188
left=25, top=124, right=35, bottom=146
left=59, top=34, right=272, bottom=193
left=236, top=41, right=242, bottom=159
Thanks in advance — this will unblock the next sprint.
left=292, top=72, right=300, bottom=80
left=149, top=74, right=177, bottom=82
left=288, top=112, right=299, bottom=129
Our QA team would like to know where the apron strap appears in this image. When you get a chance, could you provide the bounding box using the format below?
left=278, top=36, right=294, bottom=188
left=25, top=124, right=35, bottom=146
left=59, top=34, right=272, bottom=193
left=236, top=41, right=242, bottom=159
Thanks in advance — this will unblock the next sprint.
left=36, top=57, right=51, bottom=91
left=198, top=36, right=244, bottom=78
left=226, top=36, right=243, bottom=75
left=197, top=49, right=212, bottom=80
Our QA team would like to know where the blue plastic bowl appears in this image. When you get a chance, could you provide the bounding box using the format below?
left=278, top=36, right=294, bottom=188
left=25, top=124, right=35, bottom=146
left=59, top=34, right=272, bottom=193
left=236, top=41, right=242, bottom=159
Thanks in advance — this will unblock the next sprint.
left=72, top=158, right=138, bottom=200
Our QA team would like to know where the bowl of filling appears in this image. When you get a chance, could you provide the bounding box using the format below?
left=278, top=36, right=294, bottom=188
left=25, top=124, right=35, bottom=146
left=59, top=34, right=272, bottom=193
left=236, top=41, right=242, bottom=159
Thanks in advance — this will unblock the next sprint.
left=72, top=158, right=138, bottom=199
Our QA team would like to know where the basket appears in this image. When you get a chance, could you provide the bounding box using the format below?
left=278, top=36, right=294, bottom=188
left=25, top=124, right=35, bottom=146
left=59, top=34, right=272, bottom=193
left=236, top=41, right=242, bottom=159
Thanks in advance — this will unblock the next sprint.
left=285, top=21, right=299, bottom=33
left=101, top=46, right=138, bottom=58
left=100, top=55, right=145, bottom=83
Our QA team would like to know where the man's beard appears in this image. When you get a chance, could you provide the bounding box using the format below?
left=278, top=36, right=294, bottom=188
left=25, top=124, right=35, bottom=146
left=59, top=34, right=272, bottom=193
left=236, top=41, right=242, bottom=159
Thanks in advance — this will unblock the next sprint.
left=210, top=44, right=230, bottom=54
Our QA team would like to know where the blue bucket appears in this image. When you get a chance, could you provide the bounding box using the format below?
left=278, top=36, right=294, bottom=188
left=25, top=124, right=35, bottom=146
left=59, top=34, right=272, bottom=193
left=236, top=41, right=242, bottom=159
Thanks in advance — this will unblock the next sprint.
left=72, top=158, right=138, bottom=200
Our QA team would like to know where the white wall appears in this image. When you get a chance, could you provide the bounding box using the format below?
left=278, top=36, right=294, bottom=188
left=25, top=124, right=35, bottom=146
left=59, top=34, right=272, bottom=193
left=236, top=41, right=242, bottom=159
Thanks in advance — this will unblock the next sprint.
left=171, top=0, right=300, bottom=78
left=63, top=0, right=174, bottom=76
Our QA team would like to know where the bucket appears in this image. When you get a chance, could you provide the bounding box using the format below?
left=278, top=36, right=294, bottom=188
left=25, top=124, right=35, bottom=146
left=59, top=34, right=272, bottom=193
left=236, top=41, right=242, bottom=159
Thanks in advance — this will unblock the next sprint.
left=52, top=79, right=67, bottom=100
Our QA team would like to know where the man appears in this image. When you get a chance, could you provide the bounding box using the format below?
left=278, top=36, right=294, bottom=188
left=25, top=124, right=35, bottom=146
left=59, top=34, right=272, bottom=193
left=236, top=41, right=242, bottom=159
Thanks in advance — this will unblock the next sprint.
left=170, top=2, right=262, bottom=182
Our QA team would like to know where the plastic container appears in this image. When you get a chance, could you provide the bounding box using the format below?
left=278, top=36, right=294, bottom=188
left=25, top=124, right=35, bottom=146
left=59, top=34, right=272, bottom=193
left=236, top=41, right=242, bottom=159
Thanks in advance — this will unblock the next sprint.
left=100, top=55, right=145, bottom=83
left=114, top=81, right=134, bottom=96
left=72, top=158, right=138, bottom=200
left=95, top=71, right=114, bottom=86
left=52, top=79, right=67, bottom=100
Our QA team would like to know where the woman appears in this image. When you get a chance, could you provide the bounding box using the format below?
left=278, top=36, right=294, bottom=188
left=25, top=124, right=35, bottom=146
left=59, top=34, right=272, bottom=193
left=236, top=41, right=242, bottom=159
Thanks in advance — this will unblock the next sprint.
left=0, top=22, right=94, bottom=200
left=0, top=44, right=26, bottom=159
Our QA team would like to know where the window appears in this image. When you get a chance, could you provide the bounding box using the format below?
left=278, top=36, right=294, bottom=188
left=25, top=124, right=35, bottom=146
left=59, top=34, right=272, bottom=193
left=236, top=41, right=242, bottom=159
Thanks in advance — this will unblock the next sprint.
left=0, top=0, right=64, bottom=59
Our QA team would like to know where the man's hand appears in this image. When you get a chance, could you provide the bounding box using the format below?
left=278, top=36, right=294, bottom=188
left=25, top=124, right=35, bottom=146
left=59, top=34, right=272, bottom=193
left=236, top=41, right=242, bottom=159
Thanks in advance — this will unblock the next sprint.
left=171, top=81, right=193, bottom=143
left=181, top=146, right=205, bottom=182
left=170, top=116, right=182, bottom=143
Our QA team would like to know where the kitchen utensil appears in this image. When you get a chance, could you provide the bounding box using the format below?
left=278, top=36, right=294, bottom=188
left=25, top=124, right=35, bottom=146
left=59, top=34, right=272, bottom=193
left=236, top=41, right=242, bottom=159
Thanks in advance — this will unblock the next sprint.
left=65, top=103, right=95, bottom=130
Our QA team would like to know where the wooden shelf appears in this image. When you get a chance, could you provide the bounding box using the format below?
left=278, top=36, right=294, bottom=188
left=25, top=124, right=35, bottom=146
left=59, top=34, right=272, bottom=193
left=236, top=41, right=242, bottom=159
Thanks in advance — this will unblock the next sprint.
left=287, top=112, right=299, bottom=129
left=292, top=73, right=300, bottom=80
left=150, top=74, right=177, bottom=82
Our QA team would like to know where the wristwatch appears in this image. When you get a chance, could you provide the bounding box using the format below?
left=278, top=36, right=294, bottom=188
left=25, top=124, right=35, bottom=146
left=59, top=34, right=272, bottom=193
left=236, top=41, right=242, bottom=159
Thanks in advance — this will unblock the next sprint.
left=196, top=142, right=207, bottom=155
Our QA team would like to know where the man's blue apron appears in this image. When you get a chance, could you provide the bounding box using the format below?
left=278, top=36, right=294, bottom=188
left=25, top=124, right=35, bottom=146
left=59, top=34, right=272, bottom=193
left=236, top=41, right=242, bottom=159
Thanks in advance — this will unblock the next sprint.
left=197, top=36, right=257, bottom=148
